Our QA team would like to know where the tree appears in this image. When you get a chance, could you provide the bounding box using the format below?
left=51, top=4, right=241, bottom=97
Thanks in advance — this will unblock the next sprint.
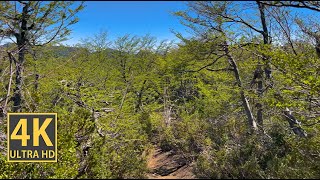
left=260, top=1, right=320, bottom=12
left=175, top=1, right=259, bottom=131
left=0, top=1, right=84, bottom=112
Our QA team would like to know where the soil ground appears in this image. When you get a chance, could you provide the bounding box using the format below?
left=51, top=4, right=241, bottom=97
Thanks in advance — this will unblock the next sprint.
left=146, top=147, right=196, bottom=179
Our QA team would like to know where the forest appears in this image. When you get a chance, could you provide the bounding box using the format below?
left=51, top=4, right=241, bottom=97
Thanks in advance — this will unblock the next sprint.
left=0, top=1, right=319, bottom=179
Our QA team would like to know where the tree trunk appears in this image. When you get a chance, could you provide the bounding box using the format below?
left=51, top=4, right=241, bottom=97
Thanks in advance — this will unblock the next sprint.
left=284, top=108, right=307, bottom=138
left=224, top=42, right=257, bottom=131
left=135, top=79, right=147, bottom=112
left=255, top=1, right=272, bottom=129
left=13, top=47, right=25, bottom=112
left=12, top=2, right=30, bottom=112
left=256, top=65, right=264, bottom=128
left=257, top=1, right=270, bottom=45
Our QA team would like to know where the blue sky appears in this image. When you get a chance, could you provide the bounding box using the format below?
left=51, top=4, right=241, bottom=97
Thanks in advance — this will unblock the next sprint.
left=65, top=1, right=190, bottom=45
left=1, top=1, right=316, bottom=46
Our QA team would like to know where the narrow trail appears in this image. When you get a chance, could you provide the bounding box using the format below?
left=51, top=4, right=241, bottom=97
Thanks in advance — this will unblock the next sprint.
left=146, top=147, right=195, bottom=179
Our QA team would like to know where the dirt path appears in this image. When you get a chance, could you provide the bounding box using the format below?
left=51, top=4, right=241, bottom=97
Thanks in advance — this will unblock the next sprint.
left=146, top=147, right=195, bottom=179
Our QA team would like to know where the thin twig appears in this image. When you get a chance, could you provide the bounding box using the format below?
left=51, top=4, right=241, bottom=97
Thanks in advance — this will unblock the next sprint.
left=3, top=53, right=14, bottom=114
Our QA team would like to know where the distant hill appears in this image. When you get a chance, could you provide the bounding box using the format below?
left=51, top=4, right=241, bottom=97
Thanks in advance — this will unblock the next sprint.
left=0, top=43, right=83, bottom=57
left=45, top=45, right=82, bottom=57
left=0, top=43, right=118, bottom=58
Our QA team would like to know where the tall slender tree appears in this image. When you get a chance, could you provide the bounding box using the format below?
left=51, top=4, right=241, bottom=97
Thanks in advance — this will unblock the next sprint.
left=0, top=1, right=84, bottom=112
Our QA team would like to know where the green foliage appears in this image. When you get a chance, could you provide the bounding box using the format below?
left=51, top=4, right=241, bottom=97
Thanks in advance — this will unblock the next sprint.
left=1, top=1, right=320, bottom=179
left=84, top=115, right=147, bottom=179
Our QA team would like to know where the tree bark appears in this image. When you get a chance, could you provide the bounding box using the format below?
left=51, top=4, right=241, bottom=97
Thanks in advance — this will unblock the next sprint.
left=12, top=2, right=30, bottom=112
left=255, top=1, right=272, bottom=129
left=257, top=1, right=270, bottom=45
left=13, top=48, right=25, bottom=112
left=284, top=108, right=307, bottom=138
left=135, top=79, right=147, bottom=112
left=224, top=42, right=257, bottom=131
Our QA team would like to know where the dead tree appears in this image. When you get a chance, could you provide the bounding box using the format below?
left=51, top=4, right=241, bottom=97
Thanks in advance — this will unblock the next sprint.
left=283, top=108, right=307, bottom=138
